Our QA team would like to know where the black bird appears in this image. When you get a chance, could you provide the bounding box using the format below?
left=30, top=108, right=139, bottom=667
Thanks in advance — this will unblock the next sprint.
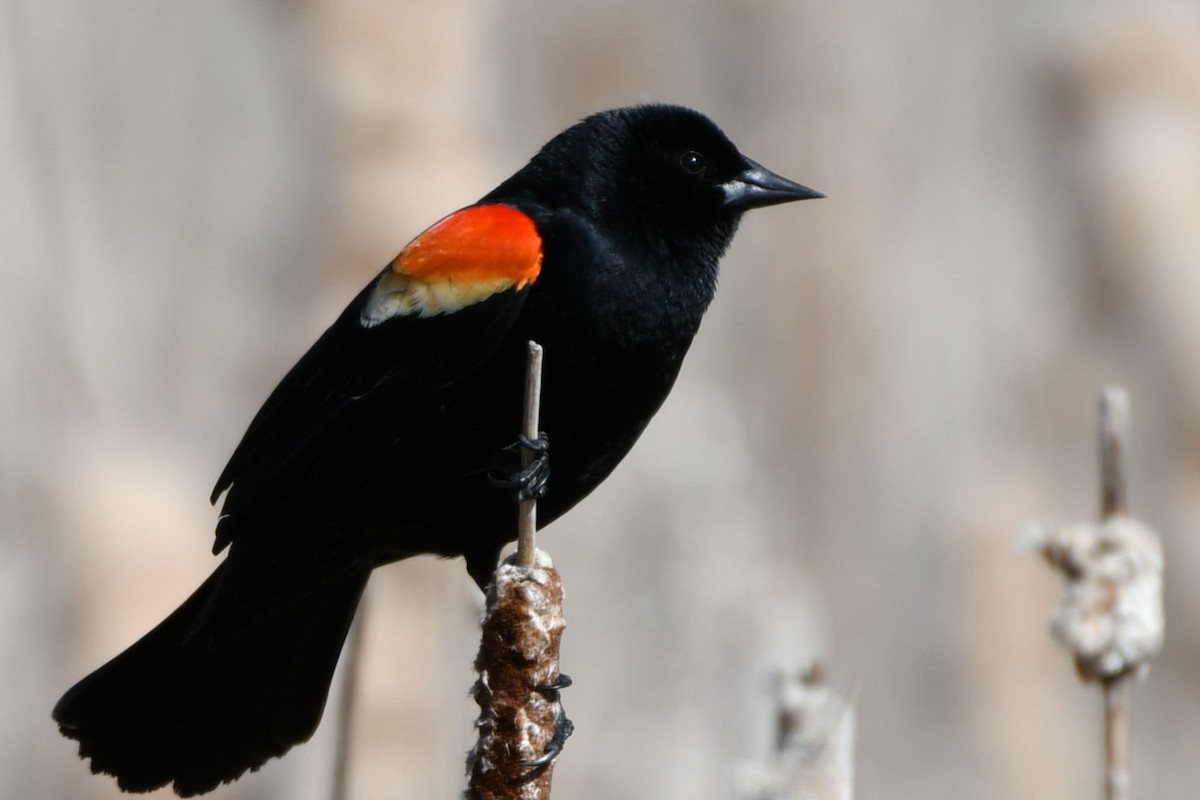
left=53, top=104, right=821, bottom=795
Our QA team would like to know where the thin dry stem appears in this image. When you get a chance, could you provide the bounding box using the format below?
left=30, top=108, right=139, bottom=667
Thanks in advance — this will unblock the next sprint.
left=1104, top=678, right=1132, bottom=800
left=1099, top=386, right=1132, bottom=800
left=516, top=341, right=544, bottom=568
left=1100, top=387, right=1130, bottom=519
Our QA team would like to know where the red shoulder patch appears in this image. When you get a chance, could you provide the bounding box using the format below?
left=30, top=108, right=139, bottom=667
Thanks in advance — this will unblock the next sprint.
left=398, top=204, right=542, bottom=286
left=361, top=205, right=543, bottom=325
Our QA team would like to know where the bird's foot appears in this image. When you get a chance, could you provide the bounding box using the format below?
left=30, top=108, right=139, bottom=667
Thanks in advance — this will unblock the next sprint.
left=487, top=433, right=550, bottom=502
left=522, top=673, right=574, bottom=767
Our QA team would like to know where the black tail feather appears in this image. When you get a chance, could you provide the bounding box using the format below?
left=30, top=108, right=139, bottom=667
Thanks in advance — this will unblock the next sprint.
left=53, top=562, right=369, bottom=796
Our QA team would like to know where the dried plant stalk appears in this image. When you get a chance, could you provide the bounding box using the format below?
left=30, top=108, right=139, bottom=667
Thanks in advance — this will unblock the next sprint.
left=516, top=341, right=543, bottom=568
left=733, top=664, right=856, bottom=800
left=1024, top=386, right=1164, bottom=800
left=466, top=551, right=567, bottom=800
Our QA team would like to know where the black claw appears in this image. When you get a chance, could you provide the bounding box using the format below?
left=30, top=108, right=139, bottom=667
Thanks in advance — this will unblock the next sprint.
left=487, top=433, right=550, bottom=502
left=516, top=433, right=549, bottom=456
left=534, top=672, right=572, bottom=701
left=520, top=672, right=573, bottom=768
left=521, top=713, right=574, bottom=768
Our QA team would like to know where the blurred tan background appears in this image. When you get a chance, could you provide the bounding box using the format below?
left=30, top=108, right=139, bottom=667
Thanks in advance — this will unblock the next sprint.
left=6, top=0, right=1200, bottom=798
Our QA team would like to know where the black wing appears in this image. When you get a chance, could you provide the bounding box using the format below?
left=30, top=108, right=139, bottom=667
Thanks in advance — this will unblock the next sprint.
left=209, top=281, right=530, bottom=553
left=210, top=203, right=545, bottom=553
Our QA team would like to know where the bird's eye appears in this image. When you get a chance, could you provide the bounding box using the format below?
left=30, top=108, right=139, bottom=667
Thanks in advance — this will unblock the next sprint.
left=679, top=150, right=706, bottom=175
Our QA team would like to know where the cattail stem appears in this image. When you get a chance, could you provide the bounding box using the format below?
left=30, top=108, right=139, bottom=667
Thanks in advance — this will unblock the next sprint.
left=733, top=663, right=855, bottom=800
left=467, top=552, right=567, bottom=800
left=1026, top=386, right=1163, bottom=800
left=1099, top=387, right=1129, bottom=520
left=516, top=341, right=544, bottom=568
left=1099, top=387, right=1132, bottom=800
left=467, top=340, right=566, bottom=800
left=1103, top=677, right=1132, bottom=800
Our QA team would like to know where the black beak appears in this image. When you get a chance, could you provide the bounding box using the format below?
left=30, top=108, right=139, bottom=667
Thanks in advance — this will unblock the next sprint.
left=720, top=157, right=824, bottom=210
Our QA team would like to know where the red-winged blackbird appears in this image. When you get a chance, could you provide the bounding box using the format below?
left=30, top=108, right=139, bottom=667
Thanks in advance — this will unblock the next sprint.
left=53, top=104, right=821, bottom=795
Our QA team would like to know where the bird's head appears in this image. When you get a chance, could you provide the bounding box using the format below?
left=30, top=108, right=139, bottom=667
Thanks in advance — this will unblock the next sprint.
left=494, top=104, right=821, bottom=252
